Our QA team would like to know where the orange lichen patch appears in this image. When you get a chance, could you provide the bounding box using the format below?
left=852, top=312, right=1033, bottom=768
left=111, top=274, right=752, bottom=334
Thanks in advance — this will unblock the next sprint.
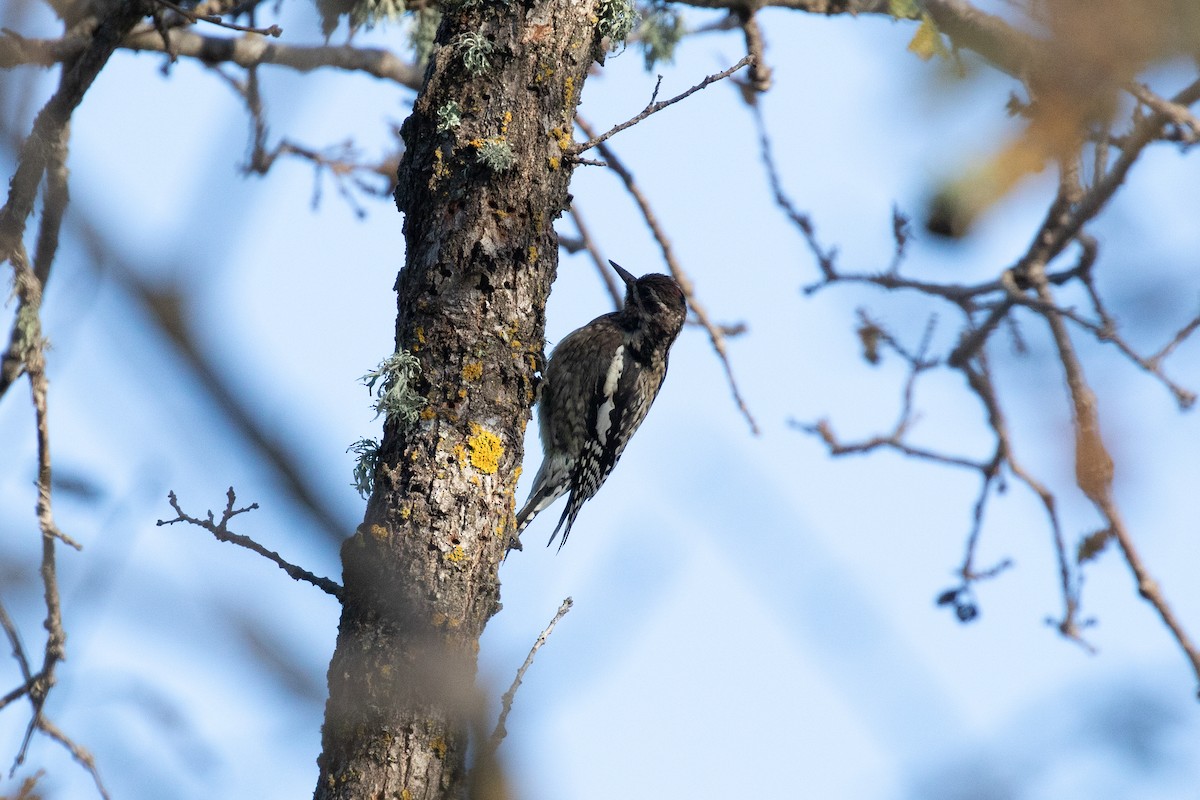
left=420, top=406, right=437, bottom=421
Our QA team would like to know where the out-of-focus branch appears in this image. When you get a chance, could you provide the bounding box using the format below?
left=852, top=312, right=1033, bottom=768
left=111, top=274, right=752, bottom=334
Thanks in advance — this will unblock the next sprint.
left=0, top=28, right=423, bottom=91
left=64, top=207, right=353, bottom=545
left=568, top=205, right=623, bottom=309
left=210, top=63, right=400, bottom=214
left=735, top=8, right=771, bottom=92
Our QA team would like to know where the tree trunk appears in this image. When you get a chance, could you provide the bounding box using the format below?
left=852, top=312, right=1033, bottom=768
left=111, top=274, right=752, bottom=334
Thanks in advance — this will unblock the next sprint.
left=314, top=3, right=606, bottom=798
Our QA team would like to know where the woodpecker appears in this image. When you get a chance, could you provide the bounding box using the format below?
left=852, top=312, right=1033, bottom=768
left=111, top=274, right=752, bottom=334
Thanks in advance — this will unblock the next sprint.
left=511, top=260, right=687, bottom=551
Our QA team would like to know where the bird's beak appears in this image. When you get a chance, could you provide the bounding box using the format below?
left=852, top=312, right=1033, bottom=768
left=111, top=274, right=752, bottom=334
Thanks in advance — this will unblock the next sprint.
left=608, top=260, right=636, bottom=287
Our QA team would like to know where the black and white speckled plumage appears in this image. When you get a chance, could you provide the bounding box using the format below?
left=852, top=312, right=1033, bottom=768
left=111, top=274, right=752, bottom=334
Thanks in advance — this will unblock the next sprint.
left=513, top=261, right=686, bottom=551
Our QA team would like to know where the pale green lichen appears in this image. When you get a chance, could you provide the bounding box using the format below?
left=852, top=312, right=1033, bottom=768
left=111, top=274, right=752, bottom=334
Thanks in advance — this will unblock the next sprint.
left=639, top=1, right=684, bottom=70
left=454, top=30, right=494, bottom=76
left=346, top=437, right=380, bottom=499
left=410, top=6, right=442, bottom=68
left=350, top=0, right=406, bottom=30
left=595, top=0, right=638, bottom=49
left=436, top=100, right=462, bottom=132
left=887, top=0, right=921, bottom=19
left=361, top=350, right=426, bottom=426
left=475, top=137, right=515, bottom=171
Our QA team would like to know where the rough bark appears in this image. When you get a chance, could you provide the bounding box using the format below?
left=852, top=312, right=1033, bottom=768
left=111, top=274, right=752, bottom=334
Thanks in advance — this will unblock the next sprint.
left=314, top=3, right=605, bottom=798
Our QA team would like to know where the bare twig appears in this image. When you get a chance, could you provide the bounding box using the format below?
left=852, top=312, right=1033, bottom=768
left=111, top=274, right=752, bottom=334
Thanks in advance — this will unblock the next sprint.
left=211, top=64, right=398, bottom=214
left=487, top=597, right=573, bottom=752
left=570, top=55, right=753, bottom=156
left=1021, top=241, right=1199, bottom=684
left=153, top=0, right=282, bottom=37
left=36, top=717, right=110, bottom=800
left=747, top=97, right=838, bottom=280
left=795, top=315, right=989, bottom=473
left=576, top=117, right=759, bottom=434
left=157, top=489, right=345, bottom=600
left=961, top=357, right=1091, bottom=648
left=1102, top=496, right=1200, bottom=694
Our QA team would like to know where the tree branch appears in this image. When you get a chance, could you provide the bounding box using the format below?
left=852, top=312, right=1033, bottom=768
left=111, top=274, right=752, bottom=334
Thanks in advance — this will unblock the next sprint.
left=570, top=55, right=753, bottom=156
left=157, top=489, right=344, bottom=600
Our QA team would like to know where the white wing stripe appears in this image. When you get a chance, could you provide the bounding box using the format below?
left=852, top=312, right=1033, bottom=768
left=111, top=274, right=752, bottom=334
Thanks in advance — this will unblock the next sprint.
left=595, top=345, right=625, bottom=448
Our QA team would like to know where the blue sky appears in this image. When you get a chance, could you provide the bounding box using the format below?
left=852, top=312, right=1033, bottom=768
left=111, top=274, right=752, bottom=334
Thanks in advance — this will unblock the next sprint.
left=1, top=1, right=1199, bottom=798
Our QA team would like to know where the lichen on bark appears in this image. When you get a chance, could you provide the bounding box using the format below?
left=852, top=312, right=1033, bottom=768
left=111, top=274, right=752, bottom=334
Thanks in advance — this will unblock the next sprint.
left=314, top=3, right=607, bottom=798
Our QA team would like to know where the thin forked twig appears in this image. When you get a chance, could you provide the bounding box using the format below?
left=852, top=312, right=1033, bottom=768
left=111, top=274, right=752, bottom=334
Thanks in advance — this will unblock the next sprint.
left=157, top=489, right=345, bottom=601
left=487, top=597, right=573, bottom=753
left=570, top=55, right=753, bottom=156
left=575, top=117, right=759, bottom=434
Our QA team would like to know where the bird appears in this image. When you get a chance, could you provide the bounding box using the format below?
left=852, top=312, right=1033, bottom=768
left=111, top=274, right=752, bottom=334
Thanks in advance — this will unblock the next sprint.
left=510, top=260, right=687, bottom=551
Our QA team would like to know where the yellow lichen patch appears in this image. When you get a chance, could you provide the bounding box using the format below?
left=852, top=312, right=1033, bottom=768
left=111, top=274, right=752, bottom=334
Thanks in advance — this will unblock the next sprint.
left=400, top=506, right=412, bottom=520
left=501, top=110, right=513, bottom=135
left=550, top=126, right=572, bottom=151
left=413, top=326, right=426, bottom=352
left=431, top=148, right=450, bottom=185
left=431, top=738, right=447, bottom=759
left=548, top=156, right=560, bottom=170
left=446, top=545, right=466, bottom=563
left=528, top=244, right=539, bottom=263
left=453, top=442, right=469, bottom=467
left=402, top=790, right=413, bottom=800
left=420, top=406, right=437, bottom=421
left=468, top=424, right=503, bottom=474
left=367, top=524, right=390, bottom=542
left=457, top=387, right=468, bottom=400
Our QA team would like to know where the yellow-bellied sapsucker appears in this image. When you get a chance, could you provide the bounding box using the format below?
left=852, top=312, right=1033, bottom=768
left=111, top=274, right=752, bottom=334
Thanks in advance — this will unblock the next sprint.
left=512, top=261, right=687, bottom=551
